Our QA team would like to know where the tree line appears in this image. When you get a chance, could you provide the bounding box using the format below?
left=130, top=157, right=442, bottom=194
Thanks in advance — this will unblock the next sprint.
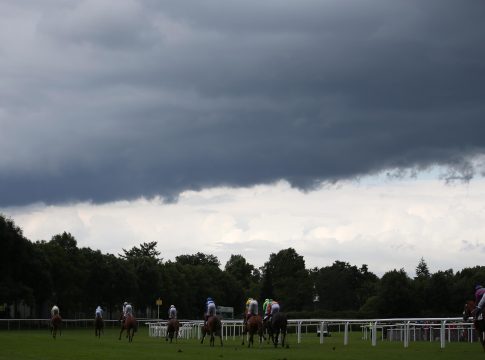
left=0, top=214, right=482, bottom=319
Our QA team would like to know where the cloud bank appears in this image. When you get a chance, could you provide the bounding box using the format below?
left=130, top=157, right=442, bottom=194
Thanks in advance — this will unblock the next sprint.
left=1, top=0, right=484, bottom=206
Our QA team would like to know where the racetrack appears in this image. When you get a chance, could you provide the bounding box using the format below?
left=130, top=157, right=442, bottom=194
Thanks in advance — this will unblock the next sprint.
left=0, top=327, right=483, bottom=360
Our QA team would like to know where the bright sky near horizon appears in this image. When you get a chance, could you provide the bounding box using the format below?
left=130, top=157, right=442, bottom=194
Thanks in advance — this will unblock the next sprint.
left=3, top=174, right=485, bottom=276
left=1, top=1, right=484, bottom=277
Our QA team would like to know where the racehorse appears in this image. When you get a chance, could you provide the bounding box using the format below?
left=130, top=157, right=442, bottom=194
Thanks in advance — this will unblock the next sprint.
left=242, top=314, right=263, bottom=348
left=119, top=314, right=138, bottom=342
left=94, top=315, right=104, bottom=338
left=464, top=300, right=485, bottom=351
left=271, top=312, right=288, bottom=348
left=166, top=318, right=180, bottom=343
left=200, top=315, right=223, bottom=347
left=51, top=314, right=62, bottom=339
left=263, top=317, right=273, bottom=344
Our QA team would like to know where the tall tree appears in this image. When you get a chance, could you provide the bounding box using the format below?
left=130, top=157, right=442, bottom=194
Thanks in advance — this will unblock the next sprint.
left=315, top=261, right=378, bottom=312
left=175, top=253, right=220, bottom=267
left=121, top=242, right=162, bottom=317
left=261, top=248, right=313, bottom=311
left=415, top=258, right=431, bottom=279
left=377, top=269, right=417, bottom=317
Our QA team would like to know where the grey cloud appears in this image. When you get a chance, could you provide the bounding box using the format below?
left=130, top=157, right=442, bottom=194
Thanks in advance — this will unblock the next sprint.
left=0, top=0, right=484, bottom=206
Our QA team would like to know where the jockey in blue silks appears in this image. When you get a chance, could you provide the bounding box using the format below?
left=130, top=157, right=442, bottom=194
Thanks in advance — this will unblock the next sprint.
left=204, top=297, right=216, bottom=325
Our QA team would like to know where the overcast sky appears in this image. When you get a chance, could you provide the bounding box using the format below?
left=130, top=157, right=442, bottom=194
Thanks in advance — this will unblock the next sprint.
left=1, top=1, right=484, bottom=275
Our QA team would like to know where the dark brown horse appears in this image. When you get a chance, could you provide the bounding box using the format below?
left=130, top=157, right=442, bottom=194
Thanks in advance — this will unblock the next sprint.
left=271, top=312, right=287, bottom=348
left=166, top=318, right=180, bottom=343
left=242, top=314, right=263, bottom=348
left=464, top=300, right=485, bottom=351
left=51, top=314, right=62, bottom=339
left=95, top=315, right=104, bottom=338
left=200, top=316, right=223, bottom=347
left=119, top=314, right=138, bottom=342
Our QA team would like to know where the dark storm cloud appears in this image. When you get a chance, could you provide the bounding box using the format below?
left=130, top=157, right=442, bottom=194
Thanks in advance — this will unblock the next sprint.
left=0, top=0, right=484, bottom=206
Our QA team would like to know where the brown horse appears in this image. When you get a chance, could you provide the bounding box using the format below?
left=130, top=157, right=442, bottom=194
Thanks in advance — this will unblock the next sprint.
left=271, top=312, right=287, bottom=348
left=119, top=314, right=138, bottom=342
left=242, top=314, right=263, bottom=348
left=50, top=314, right=62, bottom=339
left=95, top=315, right=104, bottom=338
left=200, top=316, right=223, bottom=347
left=464, top=300, right=485, bottom=351
left=166, top=318, right=180, bottom=343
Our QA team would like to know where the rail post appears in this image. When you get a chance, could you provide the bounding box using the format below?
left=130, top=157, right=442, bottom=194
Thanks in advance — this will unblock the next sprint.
left=344, top=321, right=349, bottom=345
left=440, top=320, right=446, bottom=349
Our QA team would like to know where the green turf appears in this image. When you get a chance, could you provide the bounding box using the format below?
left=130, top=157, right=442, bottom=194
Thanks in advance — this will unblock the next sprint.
left=0, top=327, right=484, bottom=360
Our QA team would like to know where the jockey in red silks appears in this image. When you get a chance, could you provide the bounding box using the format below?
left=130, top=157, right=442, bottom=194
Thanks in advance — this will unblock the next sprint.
left=263, top=298, right=272, bottom=321
left=473, top=285, right=485, bottom=318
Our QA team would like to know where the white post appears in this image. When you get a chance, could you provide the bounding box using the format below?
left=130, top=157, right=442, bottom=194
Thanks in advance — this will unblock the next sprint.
left=297, top=321, right=302, bottom=344
left=404, top=321, right=409, bottom=348
left=320, top=321, right=324, bottom=344
left=371, top=321, right=377, bottom=346
left=440, top=320, right=446, bottom=349
left=344, top=322, right=349, bottom=345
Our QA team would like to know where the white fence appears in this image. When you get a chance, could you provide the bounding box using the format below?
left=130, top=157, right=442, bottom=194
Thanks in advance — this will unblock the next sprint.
left=146, top=317, right=476, bottom=349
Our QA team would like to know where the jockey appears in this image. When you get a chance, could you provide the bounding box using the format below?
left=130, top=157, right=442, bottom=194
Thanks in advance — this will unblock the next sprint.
left=270, top=300, right=280, bottom=316
left=473, top=285, right=485, bottom=318
left=263, top=298, right=272, bottom=321
left=95, top=305, right=103, bottom=318
left=168, top=304, right=177, bottom=319
left=124, top=303, right=133, bottom=317
left=51, top=305, right=60, bottom=317
left=204, top=297, right=216, bottom=325
left=247, top=298, right=258, bottom=320
left=244, top=298, right=252, bottom=321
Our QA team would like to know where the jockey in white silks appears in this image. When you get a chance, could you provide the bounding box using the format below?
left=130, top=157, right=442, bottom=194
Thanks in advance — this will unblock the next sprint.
left=51, top=305, right=60, bottom=317
left=124, top=303, right=133, bottom=317
left=122, top=302, right=128, bottom=315
left=270, top=300, right=280, bottom=316
left=95, top=305, right=103, bottom=318
left=248, top=299, right=258, bottom=315
left=168, top=305, right=177, bottom=319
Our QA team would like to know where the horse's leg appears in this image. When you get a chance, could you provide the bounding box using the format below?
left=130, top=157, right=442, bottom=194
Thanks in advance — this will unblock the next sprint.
left=478, top=327, right=485, bottom=351
left=119, top=326, right=124, bottom=340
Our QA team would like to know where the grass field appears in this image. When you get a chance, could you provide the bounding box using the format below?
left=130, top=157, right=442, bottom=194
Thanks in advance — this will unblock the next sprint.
left=0, top=327, right=484, bottom=360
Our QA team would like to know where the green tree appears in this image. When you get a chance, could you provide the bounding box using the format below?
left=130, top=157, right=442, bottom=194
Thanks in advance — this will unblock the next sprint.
left=224, top=254, right=255, bottom=289
left=377, top=269, right=417, bottom=317
left=175, top=253, right=220, bottom=267
left=261, top=248, right=313, bottom=311
left=121, top=242, right=162, bottom=317
left=425, top=269, right=454, bottom=316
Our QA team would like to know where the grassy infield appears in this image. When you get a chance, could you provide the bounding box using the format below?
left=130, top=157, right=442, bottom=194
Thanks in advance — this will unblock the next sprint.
left=0, top=327, right=483, bottom=360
